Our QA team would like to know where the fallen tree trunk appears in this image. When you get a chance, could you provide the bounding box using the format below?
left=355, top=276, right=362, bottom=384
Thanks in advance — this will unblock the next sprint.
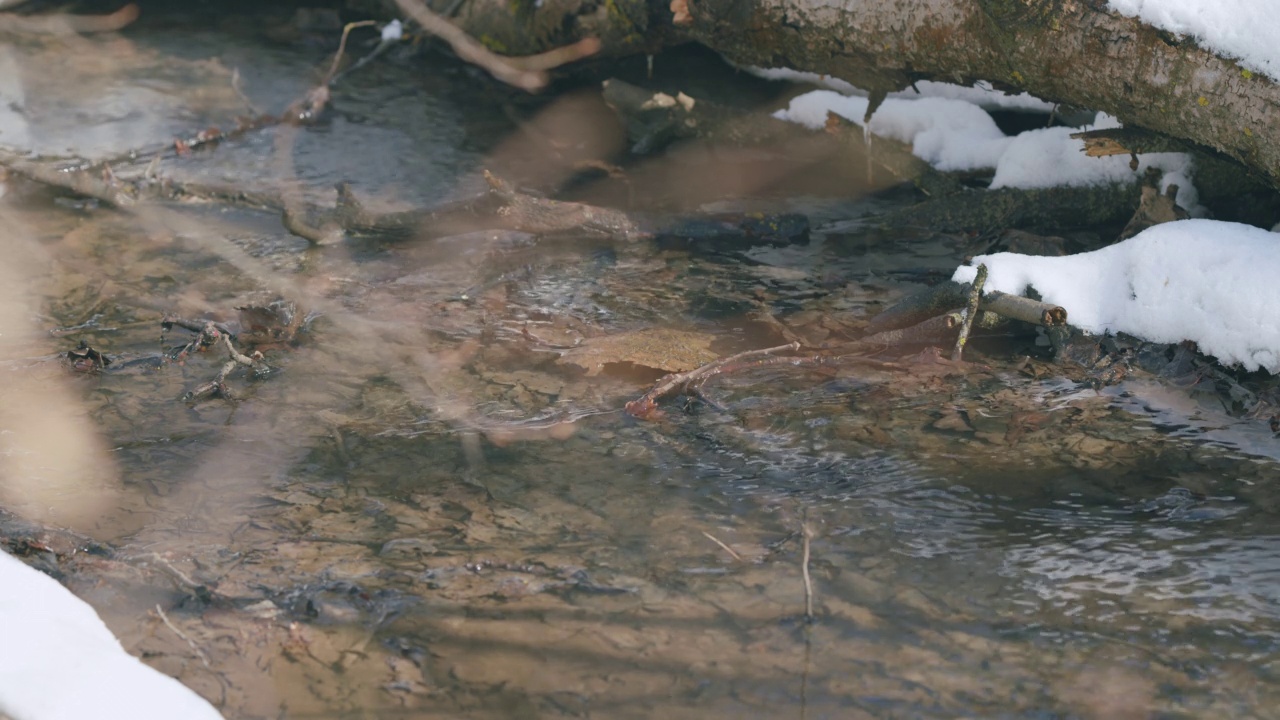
left=429, top=0, right=1280, bottom=190
left=679, top=0, right=1280, bottom=188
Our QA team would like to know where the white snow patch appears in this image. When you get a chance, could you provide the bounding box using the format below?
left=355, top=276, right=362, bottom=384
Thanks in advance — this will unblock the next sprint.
left=774, top=92, right=1200, bottom=210
left=744, top=66, right=1055, bottom=112
left=895, top=80, right=1056, bottom=113
left=773, top=90, right=1012, bottom=172
left=952, top=219, right=1280, bottom=373
left=990, top=114, right=1200, bottom=212
left=1108, top=0, right=1278, bottom=81
left=381, top=19, right=403, bottom=42
left=0, top=550, right=224, bottom=720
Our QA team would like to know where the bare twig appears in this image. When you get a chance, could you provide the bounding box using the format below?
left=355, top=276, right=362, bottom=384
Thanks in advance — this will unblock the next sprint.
left=154, top=604, right=211, bottom=669
left=502, top=37, right=603, bottom=73
left=131, top=552, right=203, bottom=591
left=801, top=517, right=814, bottom=621
left=323, top=20, right=380, bottom=85
left=393, top=0, right=599, bottom=91
left=702, top=530, right=743, bottom=561
left=625, top=341, right=800, bottom=419
left=952, top=263, right=987, bottom=362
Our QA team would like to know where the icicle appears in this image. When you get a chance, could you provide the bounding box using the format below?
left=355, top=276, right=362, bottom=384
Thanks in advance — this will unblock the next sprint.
left=864, top=121, right=873, bottom=184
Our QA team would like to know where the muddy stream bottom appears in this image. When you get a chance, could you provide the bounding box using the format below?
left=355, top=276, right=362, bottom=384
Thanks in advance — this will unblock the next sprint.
left=0, top=10, right=1278, bottom=720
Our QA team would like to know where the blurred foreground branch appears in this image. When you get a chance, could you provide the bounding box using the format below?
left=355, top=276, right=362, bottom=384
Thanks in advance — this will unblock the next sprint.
left=393, top=0, right=599, bottom=91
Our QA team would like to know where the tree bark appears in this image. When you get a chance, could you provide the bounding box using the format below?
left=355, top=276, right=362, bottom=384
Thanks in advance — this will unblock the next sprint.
left=430, top=0, right=1280, bottom=190
left=677, top=0, right=1280, bottom=188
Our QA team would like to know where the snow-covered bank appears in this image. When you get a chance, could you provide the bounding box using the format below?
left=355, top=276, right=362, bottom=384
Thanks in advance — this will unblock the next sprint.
left=953, top=219, right=1280, bottom=374
left=0, top=551, right=223, bottom=720
left=772, top=91, right=1200, bottom=211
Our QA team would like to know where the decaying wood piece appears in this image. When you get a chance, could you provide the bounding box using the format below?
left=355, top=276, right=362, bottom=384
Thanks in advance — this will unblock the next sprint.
left=1070, top=127, right=1190, bottom=158
left=980, top=290, right=1067, bottom=327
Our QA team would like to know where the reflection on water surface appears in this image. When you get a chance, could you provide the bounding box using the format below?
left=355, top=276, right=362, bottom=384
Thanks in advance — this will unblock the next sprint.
left=0, top=11, right=1276, bottom=719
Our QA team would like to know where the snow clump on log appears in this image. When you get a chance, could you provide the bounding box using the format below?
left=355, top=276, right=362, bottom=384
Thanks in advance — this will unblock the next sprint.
left=953, top=219, right=1280, bottom=373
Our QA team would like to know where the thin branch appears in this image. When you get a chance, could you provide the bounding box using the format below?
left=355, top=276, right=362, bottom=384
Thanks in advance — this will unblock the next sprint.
left=154, top=604, right=211, bottom=669
left=323, top=20, right=380, bottom=85
left=625, top=341, right=800, bottom=419
left=702, top=530, right=743, bottom=561
left=801, top=517, right=814, bottom=621
left=393, top=0, right=600, bottom=92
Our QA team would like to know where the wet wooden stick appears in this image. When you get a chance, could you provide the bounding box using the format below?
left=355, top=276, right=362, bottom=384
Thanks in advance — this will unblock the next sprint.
left=154, top=604, right=211, bottom=669
left=951, top=263, right=987, bottom=362
left=702, top=531, right=743, bottom=561
left=801, top=517, right=815, bottom=621
left=625, top=341, right=800, bottom=419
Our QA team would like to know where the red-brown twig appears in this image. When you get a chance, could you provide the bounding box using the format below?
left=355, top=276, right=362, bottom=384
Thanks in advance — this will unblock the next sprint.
left=393, top=0, right=600, bottom=92
left=625, top=342, right=799, bottom=419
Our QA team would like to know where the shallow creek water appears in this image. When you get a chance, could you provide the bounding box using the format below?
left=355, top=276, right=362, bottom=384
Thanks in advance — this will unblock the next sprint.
left=0, top=12, right=1278, bottom=720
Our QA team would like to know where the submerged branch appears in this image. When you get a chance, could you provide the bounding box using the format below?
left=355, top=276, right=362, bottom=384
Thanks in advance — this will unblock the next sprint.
left=625, top=342, right=800, bottom=419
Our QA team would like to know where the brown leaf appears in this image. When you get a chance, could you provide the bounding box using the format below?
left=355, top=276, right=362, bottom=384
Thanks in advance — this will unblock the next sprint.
left=558, top=328, right=718, bottom=376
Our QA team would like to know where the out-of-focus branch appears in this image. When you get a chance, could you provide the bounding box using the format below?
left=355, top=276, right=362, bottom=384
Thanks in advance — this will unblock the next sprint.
left=392, top=0, right=599, bottom=92
left=0, top=3, right=138, bottom=35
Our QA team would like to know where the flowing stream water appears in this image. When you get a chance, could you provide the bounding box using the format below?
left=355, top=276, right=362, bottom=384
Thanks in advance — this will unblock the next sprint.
left=0, top=9, right=1277, bottom=719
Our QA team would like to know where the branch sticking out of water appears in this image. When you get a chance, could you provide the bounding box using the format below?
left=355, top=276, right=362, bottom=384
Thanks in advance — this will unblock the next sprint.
left=952, top=263, right=987, bottom=362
